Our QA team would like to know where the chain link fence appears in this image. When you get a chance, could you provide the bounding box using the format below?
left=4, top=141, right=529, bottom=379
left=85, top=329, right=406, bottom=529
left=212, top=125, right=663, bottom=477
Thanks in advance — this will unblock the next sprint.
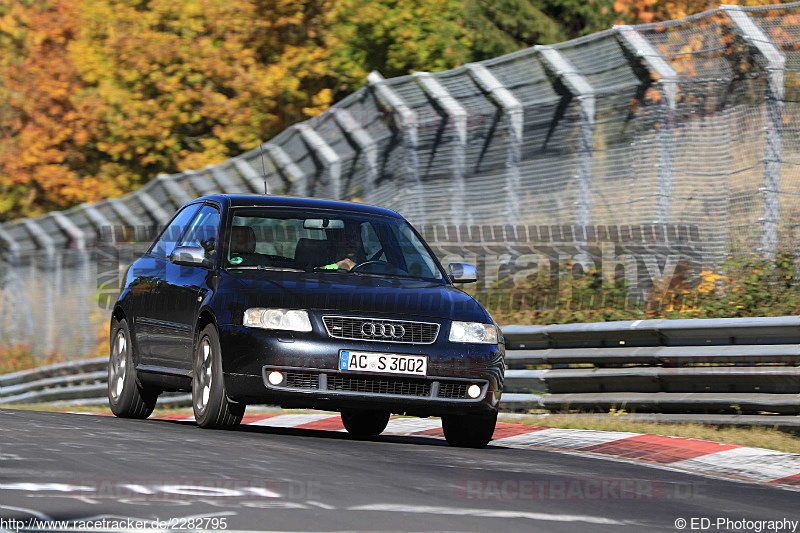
left=1, top=2, right=800, bottom=357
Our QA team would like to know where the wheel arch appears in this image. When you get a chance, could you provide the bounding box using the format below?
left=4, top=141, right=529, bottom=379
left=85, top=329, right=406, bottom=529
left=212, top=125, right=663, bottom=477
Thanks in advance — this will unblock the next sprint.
left=194, top=307, right=219, bottom=345
left=110, top=305, right=127, bottom=344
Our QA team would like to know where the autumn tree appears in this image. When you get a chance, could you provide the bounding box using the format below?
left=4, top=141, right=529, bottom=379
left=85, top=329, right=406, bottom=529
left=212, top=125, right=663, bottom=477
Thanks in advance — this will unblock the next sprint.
left=0, top=0, right=117, bottom=218
left=5, top=0, right=776, bottom=223
left=612, top=0, right=783, bottom=24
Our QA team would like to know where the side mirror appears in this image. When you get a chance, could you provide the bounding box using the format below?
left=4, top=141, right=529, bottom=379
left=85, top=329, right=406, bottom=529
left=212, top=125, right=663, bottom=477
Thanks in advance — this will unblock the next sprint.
left=449, top=263, right=478, bottom=283
left=170, top=246, right=211, bottom=268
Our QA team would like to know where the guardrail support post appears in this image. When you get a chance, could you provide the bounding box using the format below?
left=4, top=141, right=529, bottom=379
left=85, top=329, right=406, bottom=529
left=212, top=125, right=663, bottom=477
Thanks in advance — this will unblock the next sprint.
left=265, top=144, right=308, bottom=197
left=466, top=63, right=524, bottom=227
left=413, top=72, right=467, bottom=225
left=615, top=26, right=679, bottom=225
left=537, top=46, right=595, bottom=229
left=722, top=5, right=785, bottom=260
left=334, top=109, right=378, bottom=202
left=296, top=123, right=342, bottom=200
left=367, top=71, right=424, bottom=222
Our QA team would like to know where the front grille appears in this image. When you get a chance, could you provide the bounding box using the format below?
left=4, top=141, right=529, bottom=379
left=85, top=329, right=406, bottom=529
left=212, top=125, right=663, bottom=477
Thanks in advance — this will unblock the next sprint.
left=323, top=316, right=439, bottom=344
left=437, top=381, right=470, bottom=399
left=328, top=375, right=432, bottom=397
left=285, top=372, right=319, bottom=389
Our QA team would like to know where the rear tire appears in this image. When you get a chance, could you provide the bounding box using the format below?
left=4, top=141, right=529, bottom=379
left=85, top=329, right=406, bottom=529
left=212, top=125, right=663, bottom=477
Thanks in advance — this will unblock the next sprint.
left=108, top=318, right=158, bottom=418
left=442, top=411, right=497, bottom=448
left=341, top=409, right=391, bottom=437
left=193, top=324, right=245, bottom=429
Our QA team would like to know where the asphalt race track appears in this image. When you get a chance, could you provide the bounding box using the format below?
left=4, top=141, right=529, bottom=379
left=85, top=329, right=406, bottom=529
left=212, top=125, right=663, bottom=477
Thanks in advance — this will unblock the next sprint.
left=0, top=408, right=798, bottom=532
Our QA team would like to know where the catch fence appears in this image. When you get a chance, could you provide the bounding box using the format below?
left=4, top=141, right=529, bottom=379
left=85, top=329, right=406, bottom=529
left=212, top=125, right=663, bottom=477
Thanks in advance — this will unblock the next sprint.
left=2, top=3, right=800, bottom=356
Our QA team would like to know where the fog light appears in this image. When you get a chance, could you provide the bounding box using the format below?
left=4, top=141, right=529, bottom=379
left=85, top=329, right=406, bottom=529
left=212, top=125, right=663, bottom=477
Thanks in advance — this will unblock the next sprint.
left=467, top=384, right=482, bottom=398
left=268, top=371, right=284, bottom=386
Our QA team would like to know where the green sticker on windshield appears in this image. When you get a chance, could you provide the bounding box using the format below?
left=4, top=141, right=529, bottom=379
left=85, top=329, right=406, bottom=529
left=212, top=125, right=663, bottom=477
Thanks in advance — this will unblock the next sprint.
left=230, top=256, right=243, bottom=265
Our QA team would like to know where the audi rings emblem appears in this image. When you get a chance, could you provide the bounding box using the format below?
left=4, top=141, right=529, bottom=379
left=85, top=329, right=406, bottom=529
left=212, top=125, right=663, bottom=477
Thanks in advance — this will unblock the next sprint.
left=361, top=322, right=406, bottom=339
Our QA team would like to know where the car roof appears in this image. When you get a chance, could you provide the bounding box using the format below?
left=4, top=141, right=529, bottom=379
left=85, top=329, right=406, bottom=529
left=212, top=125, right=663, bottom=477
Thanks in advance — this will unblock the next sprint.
left=196, top=194, right=405, bottom=219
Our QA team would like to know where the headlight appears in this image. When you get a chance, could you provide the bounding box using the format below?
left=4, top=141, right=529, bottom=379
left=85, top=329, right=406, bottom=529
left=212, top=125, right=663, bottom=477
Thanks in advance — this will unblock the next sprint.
left=448, top=321, right=498, bottom=344
left=243, top=308, right=312, bottom=332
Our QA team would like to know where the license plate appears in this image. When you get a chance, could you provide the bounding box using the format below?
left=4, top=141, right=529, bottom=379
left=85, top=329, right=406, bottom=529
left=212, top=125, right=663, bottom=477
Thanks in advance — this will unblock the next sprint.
left=338, top=351, right=427, bottom=376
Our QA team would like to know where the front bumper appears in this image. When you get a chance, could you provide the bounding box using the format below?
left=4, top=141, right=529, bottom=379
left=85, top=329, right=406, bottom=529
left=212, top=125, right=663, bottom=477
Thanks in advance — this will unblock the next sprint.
left=217, top=321, right=504, bottom=416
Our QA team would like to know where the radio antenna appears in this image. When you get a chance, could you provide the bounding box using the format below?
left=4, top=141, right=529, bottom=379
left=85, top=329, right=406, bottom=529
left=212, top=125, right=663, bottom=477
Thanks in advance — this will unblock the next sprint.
left=259, top=143, right=269, bottom=195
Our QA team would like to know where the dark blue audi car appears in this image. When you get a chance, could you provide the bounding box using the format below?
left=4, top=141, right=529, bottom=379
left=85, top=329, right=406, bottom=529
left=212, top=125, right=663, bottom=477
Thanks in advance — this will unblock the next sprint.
left=108, top=195, right=504, bottom=447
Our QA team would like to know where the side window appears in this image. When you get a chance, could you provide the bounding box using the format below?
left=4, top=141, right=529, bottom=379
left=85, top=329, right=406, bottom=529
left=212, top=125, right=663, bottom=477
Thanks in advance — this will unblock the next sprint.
left=179, top=204, right=220, bottom=260
left=149, top=204, right=201, bottom=258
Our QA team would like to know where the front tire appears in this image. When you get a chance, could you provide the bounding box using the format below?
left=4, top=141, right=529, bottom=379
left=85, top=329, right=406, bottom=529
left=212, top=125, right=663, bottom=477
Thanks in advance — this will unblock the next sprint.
left=193, top=324, right=245, bottom=429
left=442, top=411, right=497, bottom=448
left=108, top=318, right=158, bottom=418
left=341, top=409, right=390, bottom=437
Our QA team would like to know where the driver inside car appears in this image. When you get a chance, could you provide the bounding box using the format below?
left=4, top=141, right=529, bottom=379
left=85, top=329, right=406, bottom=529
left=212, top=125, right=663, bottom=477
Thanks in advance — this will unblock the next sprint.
left=321, top=224, right=364, bottom=271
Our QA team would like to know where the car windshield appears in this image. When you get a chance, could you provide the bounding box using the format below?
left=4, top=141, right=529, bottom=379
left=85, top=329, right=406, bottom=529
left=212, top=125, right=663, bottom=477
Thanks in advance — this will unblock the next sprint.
left=226, top=207, right=445, bottom=282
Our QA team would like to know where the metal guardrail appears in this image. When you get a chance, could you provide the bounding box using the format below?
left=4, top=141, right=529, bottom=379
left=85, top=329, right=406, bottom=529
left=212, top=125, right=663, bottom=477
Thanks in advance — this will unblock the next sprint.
left=1, top=316, right=799, bottom=416
left=0, top=357, right=190, bottom=406
left=503, top=316, right=800, bottom=415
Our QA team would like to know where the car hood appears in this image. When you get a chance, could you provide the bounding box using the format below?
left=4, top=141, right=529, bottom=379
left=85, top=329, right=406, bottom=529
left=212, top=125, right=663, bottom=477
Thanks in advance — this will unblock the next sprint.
left=216, top=270, right=490, bottom=323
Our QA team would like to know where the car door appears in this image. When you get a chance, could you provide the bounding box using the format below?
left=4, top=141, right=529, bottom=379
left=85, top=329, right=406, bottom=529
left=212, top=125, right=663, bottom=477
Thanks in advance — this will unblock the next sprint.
left=135, top=203, right=201, bottom=365
left=154, top=203, right=221, bottom=370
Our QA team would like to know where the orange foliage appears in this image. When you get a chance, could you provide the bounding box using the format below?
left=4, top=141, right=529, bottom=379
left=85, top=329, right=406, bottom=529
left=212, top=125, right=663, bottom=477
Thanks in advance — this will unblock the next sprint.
left=613, top=0, right=784, bottom=25
left=0, top=0, right=119, bottom=218
left=0, top=0, right=344, bottom=221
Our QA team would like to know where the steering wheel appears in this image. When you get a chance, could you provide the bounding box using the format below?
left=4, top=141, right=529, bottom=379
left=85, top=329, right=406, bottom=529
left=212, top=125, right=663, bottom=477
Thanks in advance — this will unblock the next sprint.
left=350, top=260, right=398, bottom=273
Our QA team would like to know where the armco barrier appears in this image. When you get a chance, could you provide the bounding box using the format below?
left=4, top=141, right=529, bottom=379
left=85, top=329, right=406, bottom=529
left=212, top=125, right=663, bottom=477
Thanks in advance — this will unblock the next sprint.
left=503, top=316, right=800, bottom=415
left=2, top=316, right=799, bottom=415
left=0, top=357, right=189, bottom=406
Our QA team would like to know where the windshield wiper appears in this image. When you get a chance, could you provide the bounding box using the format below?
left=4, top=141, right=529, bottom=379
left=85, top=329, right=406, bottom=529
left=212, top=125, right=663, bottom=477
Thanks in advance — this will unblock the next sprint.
left=227, top=265, right=304, bottom=272
left=345, top=271, right=435, bottom=282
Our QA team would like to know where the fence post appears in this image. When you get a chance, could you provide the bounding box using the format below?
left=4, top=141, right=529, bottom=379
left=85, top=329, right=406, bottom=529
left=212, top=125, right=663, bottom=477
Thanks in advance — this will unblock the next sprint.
left=232, top=158, right=267, bottom=193
left=413, top=72, right=467, bottom=225
left=80, top=202, right=114, bottom=237
left=185, top=169, right=217, bottom=197
left=296, top=123, right=342, bottom=200
left=536, top=46, right=595, bottom=229
left=466, top=63, right=524, bottom=228
left=156, top=174, right=193, bottom=206
left=367, top=71, right=424, bottom=222
left=82, top=201, right=120, bottom=312
left=615, top=26, right=679, bottom=225
left=137, top=191, right=171, bottom=225
left=334, top=109, right=379, bottom=203
left=265, top=144, right=307, bottom=197
left=0, top=226, right=33, bottom=346
left=721, top=4, right=785, bottom=260
left=208, top=164, right=240, bottom=194
left=22, top=220, right=56, bottom=354
left=52, top=212, right=92, bottom=353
